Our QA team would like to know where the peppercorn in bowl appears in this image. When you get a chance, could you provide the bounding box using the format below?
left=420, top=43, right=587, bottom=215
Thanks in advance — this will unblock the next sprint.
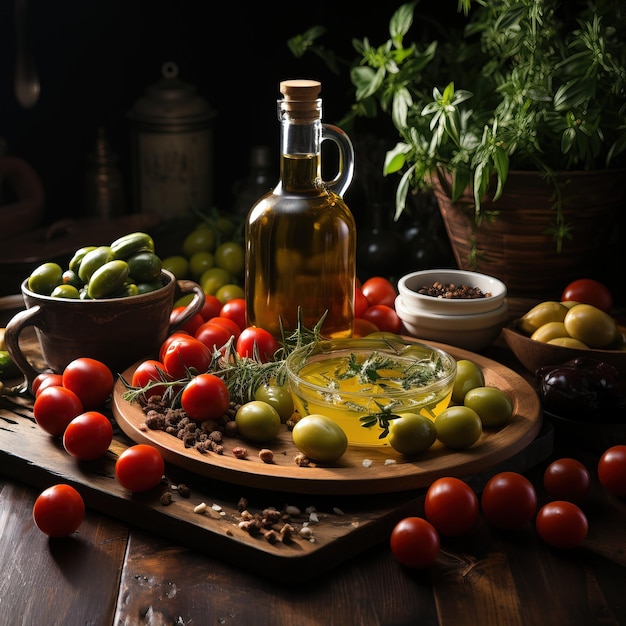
left=395, top=269, right=509, bottom=351
left=397, top=269, right=507, bottom=315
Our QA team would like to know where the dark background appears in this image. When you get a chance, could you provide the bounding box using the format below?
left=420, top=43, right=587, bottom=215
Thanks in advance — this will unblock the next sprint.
left=1, top=0, right=455, bottom=224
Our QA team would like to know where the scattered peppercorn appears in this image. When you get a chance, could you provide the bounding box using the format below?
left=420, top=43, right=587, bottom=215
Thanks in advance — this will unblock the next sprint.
left=177, top=484, right=191, bottom=498
left=259, top=449, right=274, bottom=463
left=140, top=395, right=240, bottom=455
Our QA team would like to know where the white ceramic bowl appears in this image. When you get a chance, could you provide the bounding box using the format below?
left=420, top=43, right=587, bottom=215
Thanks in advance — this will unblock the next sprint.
left=397, top=269, right=507, bottom=315
left=395, top=294, right=509, bottom=352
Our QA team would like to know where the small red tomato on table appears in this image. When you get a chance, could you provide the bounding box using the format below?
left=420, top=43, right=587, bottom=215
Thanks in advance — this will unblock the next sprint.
left=561, top=278, right=613, bottom=313
left=33, top=484, right=85, bottom=537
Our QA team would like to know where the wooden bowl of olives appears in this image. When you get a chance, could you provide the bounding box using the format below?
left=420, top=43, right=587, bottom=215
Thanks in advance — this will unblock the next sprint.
left=502, top=311, right=626, bottom=377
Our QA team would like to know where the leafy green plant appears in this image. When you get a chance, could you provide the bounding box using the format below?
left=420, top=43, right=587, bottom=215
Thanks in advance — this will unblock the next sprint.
left=290, top=0, right=626, bottom=250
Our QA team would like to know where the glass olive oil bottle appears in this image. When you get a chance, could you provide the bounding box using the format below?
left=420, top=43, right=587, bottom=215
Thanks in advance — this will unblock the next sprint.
left=245, top=80, right=356, bottom=340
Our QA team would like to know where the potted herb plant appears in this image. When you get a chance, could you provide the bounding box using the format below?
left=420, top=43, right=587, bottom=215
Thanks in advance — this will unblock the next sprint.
left=289, top=0, right=626, bottom=300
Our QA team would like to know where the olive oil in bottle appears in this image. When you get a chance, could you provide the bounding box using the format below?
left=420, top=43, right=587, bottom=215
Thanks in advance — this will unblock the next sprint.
left=245, top=79, right=356, bottom=340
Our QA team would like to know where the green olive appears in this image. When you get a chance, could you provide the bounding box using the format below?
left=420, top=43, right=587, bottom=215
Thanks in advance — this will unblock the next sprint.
left=530, top=321, right=570, bottom=343
left=68, top=246, right=97, bottom=274
left=518, top=301, right=568, bottom=335
left=235, top=400, right=281, bottom=443
left=388, top=412, right=437, bottom=455
left=547, top=337, right=589, bottom=349
left=28, top=262, right=63, bottom=295
left=434, top=406, right=482, bottom=449
left=451, top=359, right=485, bottom=404
left=463, top=386, right=513, bottom=428
left=563, top=303, right=618, bottom=348
left=127, top=251, right=162, bottom=283
left=291, top=413, right=348, bottom=463
left=62, top=269, right=83, bottom=290
left=254, top=383, right=295, bottom=423
left=136, top=280, right=164, bottom=294
left=50, top=284, right=80, bottom=299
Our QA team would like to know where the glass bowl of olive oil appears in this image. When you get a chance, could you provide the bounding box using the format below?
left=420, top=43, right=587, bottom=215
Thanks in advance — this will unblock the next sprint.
left=285, top=336, right=457, bottom=447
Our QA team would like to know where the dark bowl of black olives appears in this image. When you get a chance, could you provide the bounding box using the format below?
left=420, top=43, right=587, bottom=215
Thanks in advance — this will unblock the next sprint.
left=534, top=357, right=626, bottom=450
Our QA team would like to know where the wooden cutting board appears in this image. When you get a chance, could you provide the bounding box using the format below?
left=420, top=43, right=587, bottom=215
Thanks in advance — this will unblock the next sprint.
left=0, top=296, right=552, bottom=580
left=0, top=296, right=553, bottom=581
left=0, top=392, right=552, bottom=581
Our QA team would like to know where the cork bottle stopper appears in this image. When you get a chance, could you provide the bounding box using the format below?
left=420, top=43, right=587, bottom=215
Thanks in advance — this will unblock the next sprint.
left=280, top=79, right=321, bottom=119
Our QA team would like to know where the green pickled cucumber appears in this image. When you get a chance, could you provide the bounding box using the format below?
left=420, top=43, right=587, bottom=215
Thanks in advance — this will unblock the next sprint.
left=87, top=260, right=130, bottom=299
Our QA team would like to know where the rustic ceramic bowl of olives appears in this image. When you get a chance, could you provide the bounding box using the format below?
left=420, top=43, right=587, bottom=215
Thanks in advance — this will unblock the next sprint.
left=285, top=336, right=456, bottom=448
left=502, top=320, right=626, bottom=377
left=5, top=270, right=205, bottom=388
left=397, top=269, right=507, bottom=315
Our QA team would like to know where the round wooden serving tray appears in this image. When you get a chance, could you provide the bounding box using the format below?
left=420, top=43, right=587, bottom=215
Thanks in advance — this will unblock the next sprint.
left=112, top=341, right=542, bottom=496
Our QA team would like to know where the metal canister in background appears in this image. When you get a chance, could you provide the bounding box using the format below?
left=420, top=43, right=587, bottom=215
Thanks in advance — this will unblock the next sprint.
left=128, top=62, right=215, bottom=218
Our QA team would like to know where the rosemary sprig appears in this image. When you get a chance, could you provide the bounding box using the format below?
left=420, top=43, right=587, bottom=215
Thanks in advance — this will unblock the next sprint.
left=121, top=308, right=326, bottom=408
left=358, top=401, right=403, bottom=439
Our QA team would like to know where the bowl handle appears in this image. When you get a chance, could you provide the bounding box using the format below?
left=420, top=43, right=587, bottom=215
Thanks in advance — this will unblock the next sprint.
left=4, top=305, right=44, bottom=392
left=169, top=279, right=206, bottom=333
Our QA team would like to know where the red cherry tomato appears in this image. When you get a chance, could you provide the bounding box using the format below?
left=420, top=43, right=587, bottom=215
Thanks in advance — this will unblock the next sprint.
left=361, top=304, right=402, bottom=334
left=199, top=294, right=224, bottom=322
left=33, top=484, right=85, bottom=537
left=236, top=327, right=279, bottom=363
left=561, top=278, right=613, bottom=313
left=543, top=458, right=591, bottom=502
left=169, top=306, right=205, bottom=335
left=219, top=297, right=247, bottom=331
left=390, top=517, right=440, bottom=569
left=194, top=321, right=232, bottom=352
left=206, top=316, right=241, bottom=340
left=597, top=445, right=626, bottom=497
left=62, top=357, right=114, bottom=410
left=424, top=477, right=479, bottom=536
left=181, top=373, right=230, bottom=421
left=32, top=372, right=64, bottom=397
left=361, top=276, right=397, bottom=308
left=33, top=386, right=84, bottom=436
left=131, top=359, right=171, bottom=398
left=159, top=331, right=193, bottom=362
left=115, top=444, right=165, bottom=492
left=162, top=336, right=212, bottom=379
left=354, top=287, right=369, bottom=318
left=535, top=501, right=588, bottom=549
left=481, top=471, right=538, bottom=529
left=63, top=411, right=114, bottom=460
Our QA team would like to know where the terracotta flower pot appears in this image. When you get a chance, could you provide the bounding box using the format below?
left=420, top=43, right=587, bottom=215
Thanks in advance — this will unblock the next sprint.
left=431, top=170, right=625, bottom=300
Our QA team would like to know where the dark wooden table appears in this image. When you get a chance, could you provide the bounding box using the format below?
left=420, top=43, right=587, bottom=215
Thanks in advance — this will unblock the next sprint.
left=1, top=317, right=625, bottom=625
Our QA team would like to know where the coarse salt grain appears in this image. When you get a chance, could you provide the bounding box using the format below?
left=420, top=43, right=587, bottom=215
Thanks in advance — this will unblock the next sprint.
left=299, top=526, right=313, bottom=539
left=362, top=459, right=373, bottom=468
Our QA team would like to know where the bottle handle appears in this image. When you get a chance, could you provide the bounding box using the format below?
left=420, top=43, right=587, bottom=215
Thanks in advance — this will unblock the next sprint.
left=321, top=124, right=355, bottom=198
